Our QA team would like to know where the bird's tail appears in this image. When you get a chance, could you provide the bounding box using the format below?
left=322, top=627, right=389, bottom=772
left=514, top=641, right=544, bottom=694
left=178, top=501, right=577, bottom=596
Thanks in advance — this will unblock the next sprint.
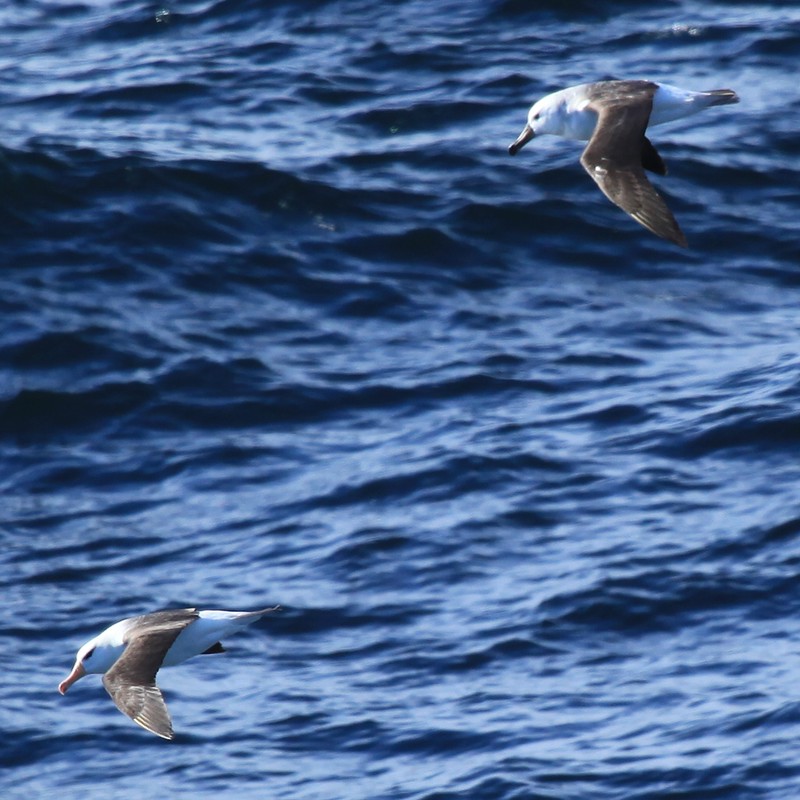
left=704, top=89, right=739, bottom=106
left=239, top=606, right=281, bottom=620
left=200, top=606, right=281, bottom=623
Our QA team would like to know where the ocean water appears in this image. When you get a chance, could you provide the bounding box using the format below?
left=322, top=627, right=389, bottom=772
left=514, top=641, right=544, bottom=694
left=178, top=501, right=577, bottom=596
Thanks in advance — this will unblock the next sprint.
left=2, top=1, right=800, bottom=797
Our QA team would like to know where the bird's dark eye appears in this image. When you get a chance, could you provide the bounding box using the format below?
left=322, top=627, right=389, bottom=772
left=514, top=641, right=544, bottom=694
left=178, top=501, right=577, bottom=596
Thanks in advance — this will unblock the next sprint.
left=84, top=647, right=95, bottom=661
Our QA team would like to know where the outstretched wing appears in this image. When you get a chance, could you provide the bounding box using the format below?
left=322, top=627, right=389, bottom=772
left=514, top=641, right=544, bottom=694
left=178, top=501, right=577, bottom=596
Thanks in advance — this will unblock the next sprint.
left=102, top=622, right=189, bottom=740
left=580, top=86, right=687, bottom=247
left=103, top=678, right=174, bottom=740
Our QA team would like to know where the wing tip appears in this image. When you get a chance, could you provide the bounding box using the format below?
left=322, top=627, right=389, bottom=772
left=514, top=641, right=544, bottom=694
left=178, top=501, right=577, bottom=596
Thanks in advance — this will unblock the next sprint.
left=631, top=211, right=688, bottom=248
left=132, top=704, right=175, bottom=740
left=672, top=231, right=689, bottom=248
left=133, top=716, right=175, bottom=740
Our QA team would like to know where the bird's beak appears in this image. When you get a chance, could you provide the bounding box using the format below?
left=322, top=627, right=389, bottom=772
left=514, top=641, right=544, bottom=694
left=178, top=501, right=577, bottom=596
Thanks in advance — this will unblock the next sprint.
left=58, top=661, right=86, bottom=695
left=508, top=124, right=534, bottom=156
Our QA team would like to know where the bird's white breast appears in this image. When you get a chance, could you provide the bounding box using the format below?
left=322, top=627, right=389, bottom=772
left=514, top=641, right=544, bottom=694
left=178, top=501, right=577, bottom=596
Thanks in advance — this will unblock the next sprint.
left=558, top=88, right=600, bottom=140
left=562, top=107, right=599, bottom=141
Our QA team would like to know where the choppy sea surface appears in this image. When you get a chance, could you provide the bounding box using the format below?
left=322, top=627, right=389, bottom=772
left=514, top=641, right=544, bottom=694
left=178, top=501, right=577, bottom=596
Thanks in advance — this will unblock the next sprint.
left=2, top=1, right=800, bottom=798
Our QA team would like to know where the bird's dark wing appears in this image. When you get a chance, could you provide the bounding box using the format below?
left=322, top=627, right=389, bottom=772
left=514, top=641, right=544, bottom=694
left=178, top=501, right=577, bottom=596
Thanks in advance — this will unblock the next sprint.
left=580, top=89, right=687, bottom=247
left=102, top=622, right=189, bottom=740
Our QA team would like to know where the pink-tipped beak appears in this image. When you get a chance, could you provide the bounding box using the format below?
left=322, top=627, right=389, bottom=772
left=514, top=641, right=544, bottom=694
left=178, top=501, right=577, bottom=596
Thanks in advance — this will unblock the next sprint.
left=58, top=662, right=86, bottom=695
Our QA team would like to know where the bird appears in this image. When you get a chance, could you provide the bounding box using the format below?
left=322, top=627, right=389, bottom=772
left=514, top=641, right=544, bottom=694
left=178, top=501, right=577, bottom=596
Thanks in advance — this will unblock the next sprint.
left=508, top=79, right=739, bottom=247
left=58, top=606, right=280, bottom=740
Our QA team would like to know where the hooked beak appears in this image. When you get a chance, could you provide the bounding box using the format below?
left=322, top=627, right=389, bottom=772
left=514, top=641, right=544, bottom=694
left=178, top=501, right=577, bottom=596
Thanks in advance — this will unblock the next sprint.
left=58, top=661, right=86, bottom=695
left=508, top=124, right=534, bottom=156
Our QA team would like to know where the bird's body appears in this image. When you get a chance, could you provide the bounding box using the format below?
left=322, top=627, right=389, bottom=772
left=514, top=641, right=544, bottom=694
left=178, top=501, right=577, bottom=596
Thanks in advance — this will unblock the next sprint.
left=58, top=606, right=279, bottom=740
left=508, top=79, right=739, bottom=246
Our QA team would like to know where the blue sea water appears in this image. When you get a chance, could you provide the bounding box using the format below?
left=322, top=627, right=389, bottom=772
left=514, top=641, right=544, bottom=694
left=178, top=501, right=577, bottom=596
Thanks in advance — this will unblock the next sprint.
left=2, top=0, right=800, bottom=797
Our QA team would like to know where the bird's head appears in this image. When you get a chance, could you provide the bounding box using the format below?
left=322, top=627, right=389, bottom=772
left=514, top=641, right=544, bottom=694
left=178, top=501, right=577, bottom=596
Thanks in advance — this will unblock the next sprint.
left=508, top=93, right=565, bottom=155
left=58, top=632, right=124, bottom=693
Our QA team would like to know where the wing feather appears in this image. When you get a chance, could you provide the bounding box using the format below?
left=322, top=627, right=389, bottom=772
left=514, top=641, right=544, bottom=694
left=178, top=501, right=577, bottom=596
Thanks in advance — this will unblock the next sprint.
left=579, top=86, right=687, bottom=247
left=102, top=622, right=190, bottom=740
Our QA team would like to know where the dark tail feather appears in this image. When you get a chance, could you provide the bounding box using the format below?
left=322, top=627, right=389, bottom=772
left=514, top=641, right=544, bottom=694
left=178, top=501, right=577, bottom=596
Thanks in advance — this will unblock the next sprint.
left=641, top=136, right=667, bottom=176
left=705, top=89, right=739, bottom=106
